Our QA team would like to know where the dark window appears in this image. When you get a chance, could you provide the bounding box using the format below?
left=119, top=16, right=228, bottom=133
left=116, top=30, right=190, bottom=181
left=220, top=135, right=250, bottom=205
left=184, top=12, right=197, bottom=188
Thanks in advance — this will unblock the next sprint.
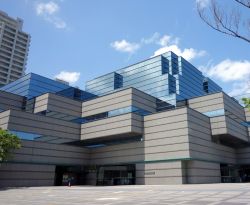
left=114, top=73, right=123, bottom=89
left=203, top=80, right=208, bottom=93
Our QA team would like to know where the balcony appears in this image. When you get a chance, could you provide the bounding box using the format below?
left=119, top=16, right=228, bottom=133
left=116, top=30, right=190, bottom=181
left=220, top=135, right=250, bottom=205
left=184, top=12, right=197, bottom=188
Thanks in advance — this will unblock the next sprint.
left=81, top=113, right=143, bottom=141
left=15, top=41, right=27, bottom=49
left=210, top=115, right=249, bottom=146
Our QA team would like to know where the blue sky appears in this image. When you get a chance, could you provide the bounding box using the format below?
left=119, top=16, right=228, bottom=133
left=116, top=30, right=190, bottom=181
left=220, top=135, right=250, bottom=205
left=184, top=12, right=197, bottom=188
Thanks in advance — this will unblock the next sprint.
left=1, top=0, right=250, bottom=97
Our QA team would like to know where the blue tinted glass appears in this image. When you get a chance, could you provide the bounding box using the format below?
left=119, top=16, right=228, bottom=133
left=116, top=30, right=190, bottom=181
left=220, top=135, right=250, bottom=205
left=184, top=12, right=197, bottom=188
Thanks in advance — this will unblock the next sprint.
left=10, top=130, right=41, bottom=140
left=241, top=122, right=250, bottom=127
left=81, top=106, right=151, bottom=124
left=0, top=73, right=70, bottom=98
left=86, top=52, right=222, bottom=107
left=56, top=87, right=96, bottom=101
left=0, top=72, right=95, bottom=101
left=203, top=109, right=225, bottom=117
left=9, top=130, right=75, bottom=144
left=114, top=73, right=123, bottom=89
left=86, top=144, right=106, bottom=148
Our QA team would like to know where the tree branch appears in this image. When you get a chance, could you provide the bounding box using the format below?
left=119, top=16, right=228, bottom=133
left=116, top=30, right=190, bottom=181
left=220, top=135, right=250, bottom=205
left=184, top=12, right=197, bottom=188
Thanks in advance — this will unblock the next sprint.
left=234, top=0, right=250, bottom=9
left=197, top=0, right=250, bottom=43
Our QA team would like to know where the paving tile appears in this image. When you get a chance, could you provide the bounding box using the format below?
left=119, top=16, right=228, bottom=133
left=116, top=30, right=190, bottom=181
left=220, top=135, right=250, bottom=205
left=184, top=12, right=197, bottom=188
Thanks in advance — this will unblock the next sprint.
left=1, top=184, right=250, bottom=205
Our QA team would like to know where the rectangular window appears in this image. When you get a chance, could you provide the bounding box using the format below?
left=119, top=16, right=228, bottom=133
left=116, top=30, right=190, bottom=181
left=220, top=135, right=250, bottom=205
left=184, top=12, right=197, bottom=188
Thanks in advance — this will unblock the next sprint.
left=81, top=106, right=151, bottom=124
left=241, top=121, right=250, bottom=127
left=203, top=80, right=208, bottom=93
left=203, top=109, right=225, bottom=117
left=114, top=72, right=123, bottom=89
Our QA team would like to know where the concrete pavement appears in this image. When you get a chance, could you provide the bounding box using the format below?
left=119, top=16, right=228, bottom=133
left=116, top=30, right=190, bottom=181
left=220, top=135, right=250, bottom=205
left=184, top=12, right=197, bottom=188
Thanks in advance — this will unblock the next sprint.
left=1, top=184, right=250, bottom=205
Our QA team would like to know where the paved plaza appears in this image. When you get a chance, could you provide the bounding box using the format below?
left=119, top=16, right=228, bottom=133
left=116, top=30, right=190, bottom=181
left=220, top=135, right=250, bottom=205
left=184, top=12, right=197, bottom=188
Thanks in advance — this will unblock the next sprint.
left=1, top=184, right=250, bottom=205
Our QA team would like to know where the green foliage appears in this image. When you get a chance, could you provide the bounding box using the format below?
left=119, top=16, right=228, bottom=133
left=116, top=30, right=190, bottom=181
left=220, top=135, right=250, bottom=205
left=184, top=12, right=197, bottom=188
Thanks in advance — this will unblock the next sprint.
left=242, top=98, right=250, bottom=111
left=0, top=129, right=21, bottom=162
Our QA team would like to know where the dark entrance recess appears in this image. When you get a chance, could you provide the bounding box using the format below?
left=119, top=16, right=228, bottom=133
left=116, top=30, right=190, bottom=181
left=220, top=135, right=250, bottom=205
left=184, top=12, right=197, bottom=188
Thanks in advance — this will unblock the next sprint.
left=220, top=164, right=238, bottom=183
left=96, top=164, right=135, bottom=186
left=238, top=165, right=250, bottom=182
left=54, top=166, right=85, bottom=186
left=221, top=164, right=250, bottom=183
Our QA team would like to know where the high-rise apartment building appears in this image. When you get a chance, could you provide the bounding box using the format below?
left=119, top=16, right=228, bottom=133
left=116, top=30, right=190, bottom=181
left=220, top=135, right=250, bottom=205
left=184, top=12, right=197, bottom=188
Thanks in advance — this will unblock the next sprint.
left=0, top=11, right=30, bottom=86
left=0, top=51, right=250, bottom=187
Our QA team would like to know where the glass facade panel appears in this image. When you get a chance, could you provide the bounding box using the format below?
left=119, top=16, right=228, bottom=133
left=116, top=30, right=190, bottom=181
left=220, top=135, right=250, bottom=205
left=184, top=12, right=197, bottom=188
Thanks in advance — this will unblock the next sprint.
left=114, top=73, right=123, bottom=89
left=241, top=121, right=250, bottom=127
left=9, top=130, right=74, bottom=144
left=10, top=130, right=42, bottom=140
left=56, top=87, right=96, bottom=101
left=108, top=106, right=150, bottom=117
left=0, top=73, right=95, bottom=100
left=86, top=51, right=222, bottom=106
left=203, top=109, right=225, bottom=117
left=0, top=73, right=70, bottom=99
left=81, top=106, right=151, bottom=124
left=86, top=72, right=124, bottom=95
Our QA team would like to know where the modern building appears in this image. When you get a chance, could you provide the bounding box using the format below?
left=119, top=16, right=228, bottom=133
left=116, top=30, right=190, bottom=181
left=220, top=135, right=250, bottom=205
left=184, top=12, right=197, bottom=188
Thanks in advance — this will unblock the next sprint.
left=0, top=10, right=30, bottom=86
left=0, top=51, right=250, bottom=187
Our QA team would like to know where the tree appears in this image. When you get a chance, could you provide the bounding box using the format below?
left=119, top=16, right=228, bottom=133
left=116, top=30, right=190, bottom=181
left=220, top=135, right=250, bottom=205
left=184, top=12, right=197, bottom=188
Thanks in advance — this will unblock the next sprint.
left=0, top=129, right=21, bottom=162
left=197, top=0, right=250, bottom=44
left=242, top=97, right=250, bottom=110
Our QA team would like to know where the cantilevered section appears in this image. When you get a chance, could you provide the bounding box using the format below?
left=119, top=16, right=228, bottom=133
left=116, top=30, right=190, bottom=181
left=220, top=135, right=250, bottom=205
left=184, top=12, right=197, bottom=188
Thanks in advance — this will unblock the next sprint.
left=189, top=92, right=249, bottom=147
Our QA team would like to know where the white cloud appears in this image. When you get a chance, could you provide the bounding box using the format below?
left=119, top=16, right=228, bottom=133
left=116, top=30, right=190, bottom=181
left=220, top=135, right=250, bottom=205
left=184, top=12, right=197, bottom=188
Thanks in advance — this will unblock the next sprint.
left=111, top=33, right=206, bottom=61
left=150, top=33, right=206, bottom=61
left=140, top=33, right=178, bottom=46
left=152, top=44, right=206, bottom=61
left=196, top=0, right=210, bottom=9
left=46, top=16, right=67, bottom=29
left=182, top=48, right=206, bottom=60
left=35, top=1, right=67, bottom=29
left=229, top=81, right=250, bottom=97
left=205, top=59, right=250, bottom=82
left=157, top=35, right=179, bottom=47
left=111, top=33, right=161, bottom=54
left=36, top=1, right=59, bottom=15
left=141, top=32, right=161, bottom=44
left=158, top=35, right=171, bottom=46
left=111, top=40, right=140, bottom=54
left=55, top=71, right=80, bottom=84
left=199, top=59, right=250, bottom=96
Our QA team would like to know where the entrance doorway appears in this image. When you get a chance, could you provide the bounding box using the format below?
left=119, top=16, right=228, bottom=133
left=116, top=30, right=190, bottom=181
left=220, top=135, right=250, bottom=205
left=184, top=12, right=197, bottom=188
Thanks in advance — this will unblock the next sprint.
left=220, top=164, right=239, bottom=183
left=239, top=165, right=250, bottom=182
left=96, top=164, right=135, bottom=185
left=221, top=164, right=250, bottom=183
left=54, top=166, right=85, bottom=186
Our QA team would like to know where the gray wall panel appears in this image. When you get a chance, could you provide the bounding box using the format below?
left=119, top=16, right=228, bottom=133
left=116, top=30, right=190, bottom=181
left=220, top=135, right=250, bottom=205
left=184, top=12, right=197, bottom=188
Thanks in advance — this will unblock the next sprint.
left=136, top=161, right=185, bottom=185
left=185, top=160, right=221, bottom=184
left=187, top=108, right=236, bottom=164
left=237, top=147, right=250, bottom=164
left=0, top=163, right=55, bottom=187
left=4, top=109, right=81, bottom=140
left=8, top=140, right=90, bottom=166
left=34, top=93, right=82, bottom=117
left=0, top=109, right=10, bottom=129
left=144, top=108, right=190, bottom=161
left=82, top=88, right=157, bottom=117
left=81, top=113, right=143, bottom=140
left=0, top=91, right=24, bottom=111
